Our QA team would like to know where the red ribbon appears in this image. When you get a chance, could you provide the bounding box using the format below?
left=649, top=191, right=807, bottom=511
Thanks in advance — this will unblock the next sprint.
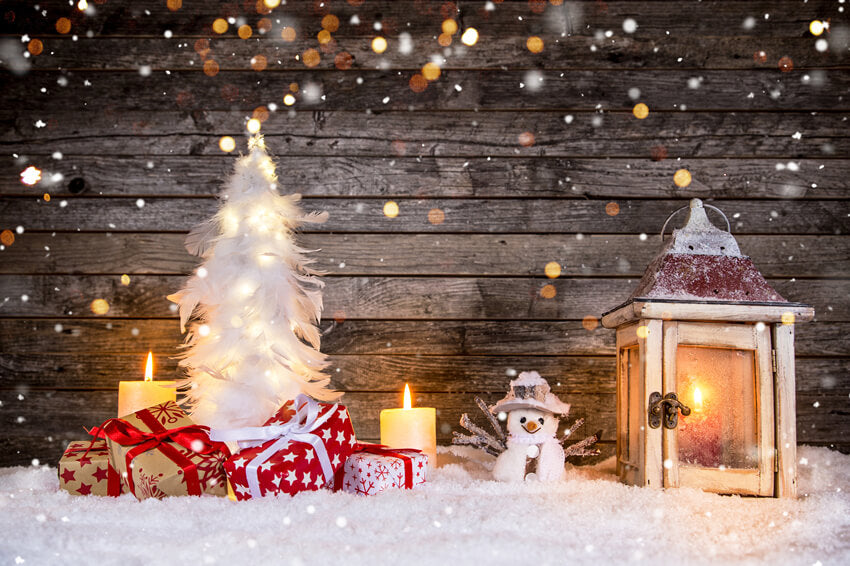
left=63, top=441, right=123, bottom=496
left=335, top=443, right=422, bottom=491
left=90, top=409, right=229, bottom=498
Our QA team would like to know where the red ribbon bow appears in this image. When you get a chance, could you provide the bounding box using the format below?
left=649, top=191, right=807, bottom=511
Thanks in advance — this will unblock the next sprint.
left=89, top=409, right=230, bottom=497
left=335, top=443, right=423, bottom=491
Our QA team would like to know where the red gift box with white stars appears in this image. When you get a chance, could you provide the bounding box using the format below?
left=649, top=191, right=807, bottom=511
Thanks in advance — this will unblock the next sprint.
left=334, top=444, right=428, bottom=496
left=223, top=400, right=356, bottom=500
left=59, top=440, right=127, bottom=497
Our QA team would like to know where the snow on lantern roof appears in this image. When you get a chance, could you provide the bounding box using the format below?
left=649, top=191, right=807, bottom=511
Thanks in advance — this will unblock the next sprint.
left=613, top=199, right=801, bottom=311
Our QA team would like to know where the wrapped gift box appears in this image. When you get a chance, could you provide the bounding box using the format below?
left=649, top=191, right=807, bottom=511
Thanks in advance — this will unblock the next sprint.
left=214, top=395, right=356, bottom=500
left=102, top=401, right=230, bottom=500
left=59, top=440, right=127, bottom=496
left=334, top=444, right=428, bottom=496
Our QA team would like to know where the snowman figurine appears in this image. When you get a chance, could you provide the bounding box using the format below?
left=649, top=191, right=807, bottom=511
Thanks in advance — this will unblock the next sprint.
left=490, top=372, right=570, bottom=482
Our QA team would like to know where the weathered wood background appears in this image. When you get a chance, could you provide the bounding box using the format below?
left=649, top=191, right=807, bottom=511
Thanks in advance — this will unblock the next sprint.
left=1, top=0, right=848, bottom=467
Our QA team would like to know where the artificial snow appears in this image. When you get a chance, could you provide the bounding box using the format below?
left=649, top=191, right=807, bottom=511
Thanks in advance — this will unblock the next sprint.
left=1, top=446, right=848, bottom=565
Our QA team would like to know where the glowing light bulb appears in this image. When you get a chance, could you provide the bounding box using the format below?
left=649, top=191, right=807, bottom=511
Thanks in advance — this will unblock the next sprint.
left=461, top=27, right=479, bottom=46
left=144, top=351, right=154, bottom=381
left=247, top=118, right=261, bottom=134
left=403, top=383, right=412, bottom=409
left=283, top=93, right=296, bottom=106
left=219, top=136, right=236, bottom=153
left=693, top=386, right=703, bottom=413
left=77, top=0, right=88, bottom=11
left=809, top=20, right=825, bottom=36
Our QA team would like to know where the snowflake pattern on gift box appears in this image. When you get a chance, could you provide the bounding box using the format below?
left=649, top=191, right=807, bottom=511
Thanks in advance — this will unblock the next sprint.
left=135, top=468, right=166, bottom=500
left=147, top=401, right=183, bottom=425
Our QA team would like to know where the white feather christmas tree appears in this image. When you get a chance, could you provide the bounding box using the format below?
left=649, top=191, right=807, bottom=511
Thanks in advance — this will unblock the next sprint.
left=167, top=135, right=337, bottom=429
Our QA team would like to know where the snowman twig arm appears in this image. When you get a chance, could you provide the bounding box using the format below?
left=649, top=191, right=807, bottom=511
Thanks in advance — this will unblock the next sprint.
left=563, top=433, right=601, bottom=458
left=559, top=417, right=585, bottom=445
left=474, top=396, right=506, bottom=442
left=451, top=431, right=502, bottom=457
left=457, top=413, right=507, bottom=454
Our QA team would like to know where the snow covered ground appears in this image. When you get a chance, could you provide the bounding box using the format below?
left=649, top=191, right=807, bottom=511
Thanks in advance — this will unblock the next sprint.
left=1, top=445, right=848, bottom=566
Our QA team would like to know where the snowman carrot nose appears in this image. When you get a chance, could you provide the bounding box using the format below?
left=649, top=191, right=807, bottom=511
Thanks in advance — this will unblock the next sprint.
left=524, top=421, right=539, bottom=432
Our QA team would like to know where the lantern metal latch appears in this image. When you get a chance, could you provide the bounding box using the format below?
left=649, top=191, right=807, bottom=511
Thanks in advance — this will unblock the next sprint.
left=648, top=392, right=692, bottom=429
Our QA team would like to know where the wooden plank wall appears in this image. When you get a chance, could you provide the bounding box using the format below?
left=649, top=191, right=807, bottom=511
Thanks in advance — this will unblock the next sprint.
left=1, top=0, right=848, bottom=467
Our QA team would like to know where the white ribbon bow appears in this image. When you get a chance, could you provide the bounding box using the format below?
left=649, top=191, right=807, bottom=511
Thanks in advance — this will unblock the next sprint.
left=210, top=394, right=338, bottom=498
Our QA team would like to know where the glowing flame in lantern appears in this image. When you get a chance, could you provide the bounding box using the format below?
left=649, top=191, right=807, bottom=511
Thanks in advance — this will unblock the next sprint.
left=693, top=386, right=703, bottom=413
left=145, top=351, right=154, bottom=382
left=403, top=383, right=412, bottom=409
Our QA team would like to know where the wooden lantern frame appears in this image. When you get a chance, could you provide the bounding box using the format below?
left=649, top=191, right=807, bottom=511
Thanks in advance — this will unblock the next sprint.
left=601, top=199, right=813, bottom=498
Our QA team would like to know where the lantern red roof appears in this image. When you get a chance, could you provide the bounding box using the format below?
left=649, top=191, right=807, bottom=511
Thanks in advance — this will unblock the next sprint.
left=625, top=199, right=792, bottom=305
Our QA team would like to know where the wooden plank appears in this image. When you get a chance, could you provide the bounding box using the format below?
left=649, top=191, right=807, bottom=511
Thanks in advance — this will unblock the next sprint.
left=3, top=70, right=849, bottom=112
left=774, top=323, right=797, bottom=498
left=756, top=323, right=776, bottom=496
left=641, top=318, right=663, bottom=487
left=678, top=467, right=762, bottom=495
left=676, top=321, right=758, bottom=349
left=3, top=198, right=848, bottom=234
left=0, top=389, right=615, bottom=463
left=0, top=352, right=618, bottom=393
left=0, top=275, right=845, bottom=320
left=2, top=318, right=846, bottom=358
left=18, top=36, right=849, bottom=71
left=3, top=233, right=849, bottom=278
left=661, top=321, right=678, bottom=488
left=796, top=393, right=850, bottom=445
left=635, top=301, right=817, bottom=324
left=2, top=0, right=839, bottom=38
left=3, top=156, right=849, bottom=199
left=4, top=111, right=849, bottom=158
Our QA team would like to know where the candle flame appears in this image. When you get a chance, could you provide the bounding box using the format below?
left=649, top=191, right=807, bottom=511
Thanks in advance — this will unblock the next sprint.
left=144, top=351, right=154, bottom=382
left=403, top=383, right=412, bottom=409
left=693, top=386, right=703, bottom=412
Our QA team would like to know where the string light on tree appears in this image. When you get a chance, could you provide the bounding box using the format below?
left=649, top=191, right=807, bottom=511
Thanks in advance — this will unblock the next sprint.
left=247, top=119, right=261, bottom=134
left=219, top=136, right=236, bottom=152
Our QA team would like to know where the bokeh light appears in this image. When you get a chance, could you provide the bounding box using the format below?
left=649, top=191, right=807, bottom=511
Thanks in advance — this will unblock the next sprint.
left=77, top=0, right=88, bottom=11
left=518, top=132, right=535, bottom=147
left=781, top=312, right=796, bottom=325
left=540, top=284, right=557, bottom=299
left=428, top=208, right=445, bottom=225
left=527, top=36, right=544, bottom=53
left=219, top=136, right=236, bottom=152
left=322, top=14, right=340, bottom=32
left=461, top=27, right=479, bottom=46
left=20, top=166, right=42, bottom=185
left=55, top=18, right=72, bottom=34
left=0, top=230, right=14, bottom=246
left=264, top=0, right=281, bottom=8
left=544, top=262, right=561, bottom=279
left=238, top=25, right=253, bottom=39
left=318, top=29, right=332, bottom=44
left=636, top=325, right=649, bottom=339
left=281, top=27, right=296, bottom=41
left=778, top=56, right=793, bottom=72
left=605, top=202, right=620, bottom=216
left=167, top=0, right=182, bottom=10
left=438, top=33, right=453, bottom=47
left=246, top=119, right=261, bottom=134
left=121, top=274, right=131, bottom=286
left=673, top=169, right=692, bottom=188
left=632, top=103, right=649, bottom=119
left=90, top=299, right=110, bottom=315
left=283, top=93, right=296, bottom=106
left=251, top=54, right=267, bottom=71
left=253, top=106, right=270, bottom=122
left=422, top=62, right=441, bottom=81
left=809, top=20, right=825, bottom=36
left=212, top=18, right=228, bottom=34
left=442, top=19, right=458, bottom=34
left=409, top=74, right=428, bottom=92
left=582, top=316, right=599, bottom=331
left=383, top=201, right=399, bottom=218
left=371, top=36, right=388, bottom=53
left=302, top=48, right=321, bottom=67
left=203, top=59, right=220, bottom=76
left=334, top=52, right=353, bottom=70
left=27, top=39, right=43, bottom=55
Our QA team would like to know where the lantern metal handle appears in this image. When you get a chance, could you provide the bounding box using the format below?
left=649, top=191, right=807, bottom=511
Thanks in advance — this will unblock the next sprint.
left=660, top=203, right=731, bottom=239
left=648, top=392, right=692, bottom=429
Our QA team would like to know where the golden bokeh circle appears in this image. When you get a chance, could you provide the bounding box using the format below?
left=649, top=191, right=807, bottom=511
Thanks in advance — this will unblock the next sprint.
left=527, top=36, right=544, bottom=53
left=238, top=24, right=253, bottom=39
left=281, top=26, right=296, bottom=41
left=422, top=62, right=441, bottom=81
left=605, top=202, right=620, bottom=216
left=409, top=74, right=428, bottom=93
left=673, top=169, right=692, bottom=188
left=203, top=59, right=220, bottom=76
left=219, top=136, right=236, bottom=152
left=540, top=284, right=557, bottom=299
left=251, top=54, right=267, bottom=71
left=518, top=131, right=535, bottom=147
left=371, top=36, right=388, bottom=54
left=544, top=261, right=561, bottom=279
left=212, top=18, right=228, bottom=34
left=28, top=39, right=43, bottom=55
left=383, top=201, right=400, bottom=218
left=302, top=48, right=321, bottom=67
left=56, top=18, right=72, bottom=34
left=633, top=103, right=649, bottom=119
left=90, top=299, right=110, bottom=315
left=582, top=316, right=599, bottom=331
left=428, top=208, right=445, bottom=225
left=322, top=14, right=340, bottom=32
left=0, top=230, right=14, bottom=246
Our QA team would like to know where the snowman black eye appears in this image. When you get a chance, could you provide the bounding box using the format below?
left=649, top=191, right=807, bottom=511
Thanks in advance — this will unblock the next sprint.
left=538, top=418, right=545, bottom=425
left=519, top=417, right=527, bottom=424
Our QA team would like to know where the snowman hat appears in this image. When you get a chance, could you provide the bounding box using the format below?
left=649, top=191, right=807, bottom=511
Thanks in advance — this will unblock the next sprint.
left=489, top=371, right=571, bottom=416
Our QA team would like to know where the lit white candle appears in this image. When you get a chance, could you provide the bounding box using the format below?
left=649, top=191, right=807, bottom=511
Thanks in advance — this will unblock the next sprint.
left=117, top=352, right=176, bottom=417
left=380, top=384, right=437, bottom=467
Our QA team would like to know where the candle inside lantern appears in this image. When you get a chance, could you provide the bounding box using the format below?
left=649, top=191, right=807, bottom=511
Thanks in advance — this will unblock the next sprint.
left=692, top=386, right=704, bottom=413
left=380, top=384, right=437, bottom=467
left=117, top=351, right=176, bottom=417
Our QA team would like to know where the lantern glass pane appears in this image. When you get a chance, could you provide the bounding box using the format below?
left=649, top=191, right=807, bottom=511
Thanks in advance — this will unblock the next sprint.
left=619, top=346, right=640, bottom=466
left=676, top=346, right=758, bottom=469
